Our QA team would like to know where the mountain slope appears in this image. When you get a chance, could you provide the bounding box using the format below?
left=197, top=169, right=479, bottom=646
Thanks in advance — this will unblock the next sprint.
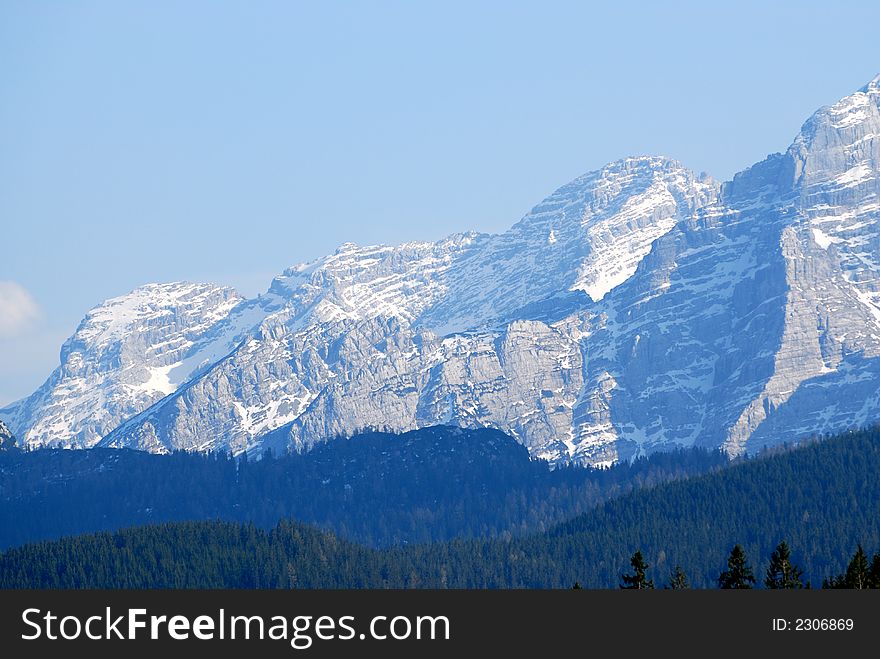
left=419, top=157, right=717, bottom=334
left=571, top=73, right=880, bottom=459
left=5, top=75, right=880, bottom=464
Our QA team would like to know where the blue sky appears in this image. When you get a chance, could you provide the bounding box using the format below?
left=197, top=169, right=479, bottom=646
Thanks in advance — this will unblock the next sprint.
left=2, top=0, right=879, bottom=405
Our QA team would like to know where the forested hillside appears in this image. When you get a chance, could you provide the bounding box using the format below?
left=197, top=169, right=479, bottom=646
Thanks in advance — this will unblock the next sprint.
left=3, top=427, right=878, bottom=588
left=0, top=426, right=726, bottom=550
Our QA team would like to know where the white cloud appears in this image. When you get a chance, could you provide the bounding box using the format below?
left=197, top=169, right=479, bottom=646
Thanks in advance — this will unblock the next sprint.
left=0, top=281, right=42, bottom=339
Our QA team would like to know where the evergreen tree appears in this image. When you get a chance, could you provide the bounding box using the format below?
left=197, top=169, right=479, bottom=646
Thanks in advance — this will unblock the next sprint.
left=869, top=553, right=880, bottom=589
left=620, top=550, right=654, bottom=589
left=719, top=544, right=755, bottom=589
left=764, top=541, right=804, bottom=589
left=822, top=575, right=843, bottom=589
left=667, top=566, right=689, bottom=590
left=844, top=545, right=870, bottom=589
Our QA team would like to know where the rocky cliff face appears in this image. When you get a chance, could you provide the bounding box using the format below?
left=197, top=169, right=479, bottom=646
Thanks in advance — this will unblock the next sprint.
left=0, top=419, right=14, bottom=450
left=5, top=76, right=880, bottom=465
left=94, top=156, right=715, bottom=461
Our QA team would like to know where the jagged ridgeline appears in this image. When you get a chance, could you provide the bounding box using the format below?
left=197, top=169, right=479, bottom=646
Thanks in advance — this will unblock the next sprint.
left=3, top=75, right=880, bottom=466
left=0, top=426, right=727, bottom=551
left=2, top=426, right=877, bottom=588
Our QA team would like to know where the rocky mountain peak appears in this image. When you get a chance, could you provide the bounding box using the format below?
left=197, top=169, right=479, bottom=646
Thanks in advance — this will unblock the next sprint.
left=0, top=281, right=266, bottom=449
left=859, top=72, right=880, bottom=94
left=7, top=77, right=880, bottom=466
left=788, top=75, right=880, bottom=188
left=418, top=156, right=718, bottom=335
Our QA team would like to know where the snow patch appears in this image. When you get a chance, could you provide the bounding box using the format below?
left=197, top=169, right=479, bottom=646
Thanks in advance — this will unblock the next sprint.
left=830, top=93, right=871, bottom=129
left=573, top=180, right=681, bottom=301
left=134, top=364, right=178, bottom=396
left=811, top=227, right=840, bottom=250
left=833, top=163, right=873, bottom=188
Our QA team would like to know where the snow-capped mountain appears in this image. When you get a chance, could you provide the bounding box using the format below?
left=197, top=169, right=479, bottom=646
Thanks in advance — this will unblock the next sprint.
left=419, top=157, right=717, bottom=334
left=91, top=157, right=717, bottom=459
left=4, top=75, right=880, bottom=465
left=1, top=282, right=273, bottom=449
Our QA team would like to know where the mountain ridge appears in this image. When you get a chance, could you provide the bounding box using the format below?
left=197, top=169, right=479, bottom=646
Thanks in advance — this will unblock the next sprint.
left=4, top=74, right=880, bottom=465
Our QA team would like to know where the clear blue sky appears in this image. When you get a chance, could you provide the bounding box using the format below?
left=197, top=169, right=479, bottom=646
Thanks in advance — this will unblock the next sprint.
left=2, top=0, right=879, bottom=405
